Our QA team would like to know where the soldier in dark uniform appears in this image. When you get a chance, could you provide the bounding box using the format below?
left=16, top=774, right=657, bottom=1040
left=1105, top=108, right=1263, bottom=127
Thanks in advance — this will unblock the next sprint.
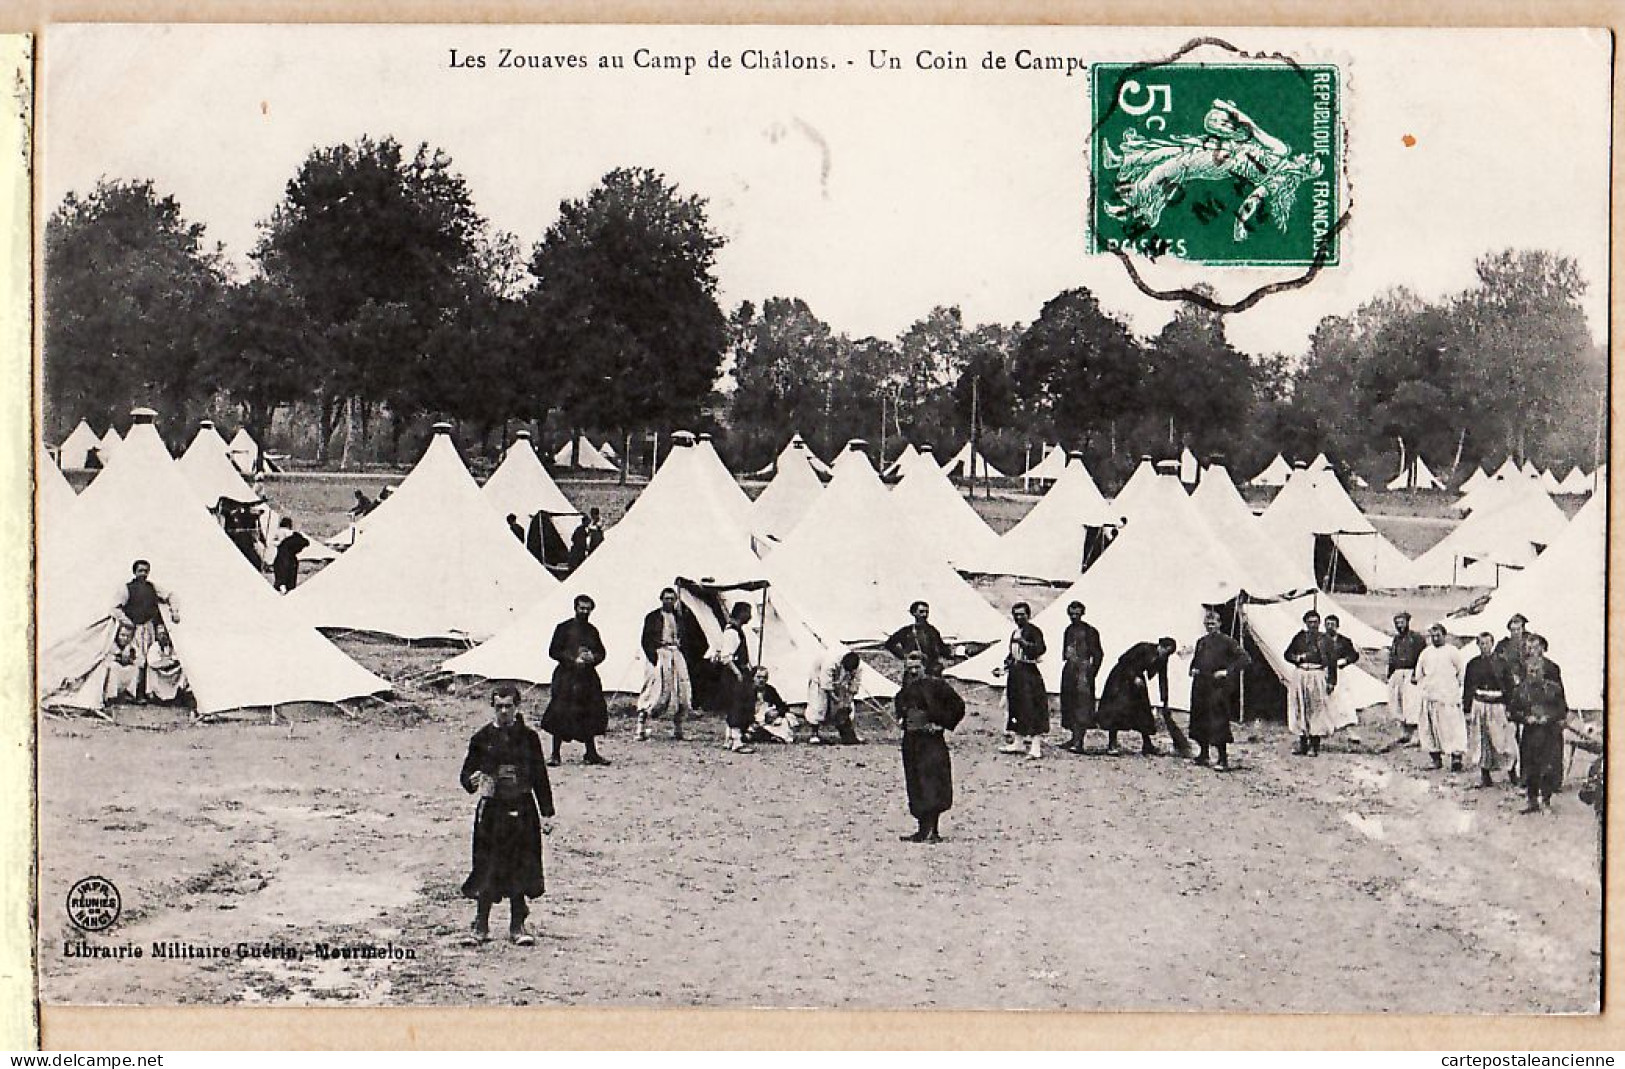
left=884, top=601, right=954, bottom=676
left=710, top=602, right=758, bottom=755
left=540, top=595, right=611, bottom=767
left=1059, top=601, right=1104, bottom=755
left=1095, top=638, right=1176, bottom=756
left=1510, top=635, right=1567, bottom=814
left=895, top=652, right=966, bottom=843
left=459, top=684, right=555, bottom=946
left=1189, top=612, right=1248, bottom=769
left=999, top=602, right=1050, bottom=759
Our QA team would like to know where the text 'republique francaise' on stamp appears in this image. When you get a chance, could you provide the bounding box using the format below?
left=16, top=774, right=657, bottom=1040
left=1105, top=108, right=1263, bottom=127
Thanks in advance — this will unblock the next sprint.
left=1088, top=41, right=1348, bottom=312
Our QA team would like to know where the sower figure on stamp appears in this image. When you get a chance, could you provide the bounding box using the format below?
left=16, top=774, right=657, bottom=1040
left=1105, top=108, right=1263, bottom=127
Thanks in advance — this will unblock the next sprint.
left=1059, top=601, right=1103, bottom=755
left=1189, top=611, right=1248, bottom=770
left=540, top=595, right=611, bottom=767
left=895, top=652, right=966, bottom=844
left=1095, top=638, right=1176, bottom=757
left=459, top=684, right=555, bottom=947
left=998, top=602, right=1050, bottom=760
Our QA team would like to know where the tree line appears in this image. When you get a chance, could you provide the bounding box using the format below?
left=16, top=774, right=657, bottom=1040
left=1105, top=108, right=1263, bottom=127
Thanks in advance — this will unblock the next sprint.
left=42, top=134, right=1605, bottom=486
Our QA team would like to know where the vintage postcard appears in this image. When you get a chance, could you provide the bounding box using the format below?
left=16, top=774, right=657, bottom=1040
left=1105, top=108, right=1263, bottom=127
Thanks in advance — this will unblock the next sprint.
left=24, top=19, right=1612, bottom=1038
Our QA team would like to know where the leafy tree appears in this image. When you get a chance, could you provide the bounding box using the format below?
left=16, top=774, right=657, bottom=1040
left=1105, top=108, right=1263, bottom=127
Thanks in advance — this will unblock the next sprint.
left=527, top=167, right=728, bottom=481
left=1141, top=301, right=1256, bottom=460
left=1011, top=288, right=1147, bottom=457
left=728, top=297, right=840, bottom=465
left=253, top=136, right=488, bottom=462
left=43, top=179, right=226, bottom=440
left=197, top=278, right=313, bottom=458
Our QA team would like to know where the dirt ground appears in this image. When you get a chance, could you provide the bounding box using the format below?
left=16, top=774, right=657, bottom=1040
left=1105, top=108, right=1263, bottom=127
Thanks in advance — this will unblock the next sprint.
left=38, top=471, right=1600, bottom=1011
left=39, top=630, right=1601, bottom=1012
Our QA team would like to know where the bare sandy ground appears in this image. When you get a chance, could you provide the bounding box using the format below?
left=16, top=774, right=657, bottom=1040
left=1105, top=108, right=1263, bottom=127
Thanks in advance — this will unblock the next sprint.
left=38, top=636, right=1601, bottom=1012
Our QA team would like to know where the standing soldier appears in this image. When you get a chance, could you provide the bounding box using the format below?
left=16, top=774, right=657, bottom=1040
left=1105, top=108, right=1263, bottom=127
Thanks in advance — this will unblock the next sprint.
left=636, top=588, right=700, bottom=741
left=1059, top=602, right=1103, bottom=755
left=998, top=602, right=1049, bottom=759
left=709, top=602, right=758, bottom=754
left=540, top=595, right=611, bottom=767
left=1285, top=610, right=1333, bottom=756
left=885, top=601, right=954, bottom=676
left=1511, top=635, right=1567, bottom=813
left=1413, top=623, right=1468, bottom=772
left=1387, top=612, right=1426, bottom=746
left=895, top=653, right=967, bottom=843
left=1189, top=612, right=1248, bottom=770
left=1463, top=631, right=1517, bottom=787
left=459, top=685, right=555, bottom=947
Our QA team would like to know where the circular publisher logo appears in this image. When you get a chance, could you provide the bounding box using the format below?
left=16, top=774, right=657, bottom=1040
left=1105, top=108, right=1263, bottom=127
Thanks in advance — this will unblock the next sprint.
left=66, top=876, right=121, bottom=932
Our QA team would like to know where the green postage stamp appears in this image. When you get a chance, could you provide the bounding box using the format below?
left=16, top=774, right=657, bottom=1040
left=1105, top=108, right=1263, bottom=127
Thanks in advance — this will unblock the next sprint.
left=1090, top=61, right=1342, bottom=267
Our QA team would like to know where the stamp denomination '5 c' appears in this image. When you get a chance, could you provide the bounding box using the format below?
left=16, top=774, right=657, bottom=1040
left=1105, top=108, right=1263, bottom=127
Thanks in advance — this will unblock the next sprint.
left=1091, top=61, right=1342, bottom=267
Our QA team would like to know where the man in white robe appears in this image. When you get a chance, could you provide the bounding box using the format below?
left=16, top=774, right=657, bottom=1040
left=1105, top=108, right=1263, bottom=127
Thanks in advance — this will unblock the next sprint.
left=1413, top=623, right=1468, bottom=772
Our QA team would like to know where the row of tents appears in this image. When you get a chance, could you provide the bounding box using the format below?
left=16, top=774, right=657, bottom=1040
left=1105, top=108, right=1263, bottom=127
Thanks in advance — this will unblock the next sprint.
left=37, top=415, right=1604, bottom=723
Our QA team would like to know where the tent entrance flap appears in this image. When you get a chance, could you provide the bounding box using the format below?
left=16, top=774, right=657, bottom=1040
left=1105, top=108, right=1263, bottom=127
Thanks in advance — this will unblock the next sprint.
left=1081, top=523, right=1120, bottom=573
left=1205, top=595, right=1287, bottom=723
left=1314, top=533, right=1368, bottom=594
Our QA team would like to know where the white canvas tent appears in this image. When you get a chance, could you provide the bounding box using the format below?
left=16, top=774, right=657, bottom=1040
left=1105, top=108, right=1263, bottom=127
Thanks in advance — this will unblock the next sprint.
left=1020, top=444, right=1069, bottom=485
left=888, top=445, right=1001, bottom=570
left=1458, top=466, right=1490, bottom=494
left=443, top=433, right=893, bottom=700
left=769, top=441, right=1009, bottom=645
left=1260, top=465, right=1415, bottom=590
left=1539, top=468, right=1565, bottom=494
left=693, top=434, right=757, bottom=529
left=882, top=442, right=924, bottom=481
left=1444, top=489, right=1605, bottom=710
left=940, top=442, right=1006, bottom=481
left=38, top=410, right=389, bottom=716
left=976, top=453, right=1120, bottom=581
left=38, top=443, right=78, bottom=532
left=751, top=435, right=825, bottom=543
left=1558, top=466, right=1592, bottom=495
left=226, top=427, right=281, bottom=475
left=98, top=426, right=122, bottom=461
left=290, top=426, right=557, bottom=641
left=754, top=433, right=832, bottom=480
left=1411, top=479, right=1569, bottom=587
left=176, top=421, right=260, bottom=507
left=1112, top=456, right=1168, bottom=521
left=599, top=440, right=619, bottom=462
left=1249, top=454, right=1292, bottom=488
left=58, top=420, right=102, bottom=469
left=482, top=430, right=581, bottom=554
left=553, top=435, right=617, bottom=471
left=1179, top=447, right=1199, bottom=486
left=949, top=468, right=1388, bottom=711
left=1386, top=455, right=1443, bottom=491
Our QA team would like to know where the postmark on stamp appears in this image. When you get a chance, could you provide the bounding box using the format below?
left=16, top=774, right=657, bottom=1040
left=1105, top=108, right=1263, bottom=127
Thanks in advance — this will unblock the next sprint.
left=1090, top=59, right=1342, bottom=269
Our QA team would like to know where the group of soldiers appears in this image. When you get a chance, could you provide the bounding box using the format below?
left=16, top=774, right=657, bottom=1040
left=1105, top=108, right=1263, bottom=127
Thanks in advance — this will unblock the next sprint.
left=452, top=590, right=1596, bottom=946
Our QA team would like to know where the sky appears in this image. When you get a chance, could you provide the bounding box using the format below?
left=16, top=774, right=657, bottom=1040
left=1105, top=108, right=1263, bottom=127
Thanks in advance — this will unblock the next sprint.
left=42, top=24, right=1612, bottom=358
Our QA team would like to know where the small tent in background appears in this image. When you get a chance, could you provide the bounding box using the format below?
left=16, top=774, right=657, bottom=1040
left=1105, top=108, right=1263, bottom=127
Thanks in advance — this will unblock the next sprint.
left=1259, top=463, right=1416, bottom=591
left=176, top=421, right=260, bottom=507
left=96, top=426, right=123, bottom=466
left=1458, top=466, right=1490, bottom=494
left=291, top=424, right=557, bottom=641
left=1558, top=466, right=1592, bottom=495
left=939, top=442, right=1005, bottom=481
left=1020, top=444, right=1069, bottom=486
left=769, top=441, right=1008, bottom=645
left=226, top=427, right=281, bottom=475
left=1411, top=478, right=1569, bottom=587
left=882, top=442, right=924, bottom=481
left=599, top=440, right=620, bottom=463
left=552, top=435, right=617, bottom=471
left=1111, top=456, right=1164, bottom=519
left=1178, top=447, right=1199, bottom=486
left=888, top=445, right=1001, bottom=570
left=1249, top=454, right=1292, bottom=488
left=1521, top=460, right=1542, bottom=481
left=482, top=430, right=581, bottom=569
left=39, top=408, right=390, bottom=717
left=38, top=443, right=78, bottom=527
left=752, top=434, right=826, bottom=543
left=58, top=421, right=102, bottom=469
left=754, top=433, right=832, bottom=479
left=1386, top=455, right=1443, bottom=491
left=1445, top=488, right=1605, bottom=710
left=976, top=452, right=1120, bottom=581
left=1539, top=468, right=1565, bottom=494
